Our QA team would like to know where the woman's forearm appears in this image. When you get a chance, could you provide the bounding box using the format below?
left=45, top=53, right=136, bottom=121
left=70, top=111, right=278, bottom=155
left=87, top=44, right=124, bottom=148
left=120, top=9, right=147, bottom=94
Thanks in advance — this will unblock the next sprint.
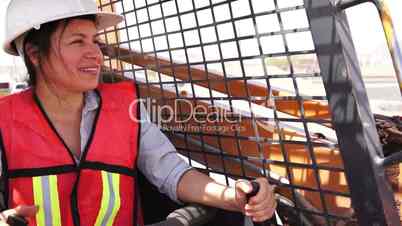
left=176, top=169, right=240, bottom=212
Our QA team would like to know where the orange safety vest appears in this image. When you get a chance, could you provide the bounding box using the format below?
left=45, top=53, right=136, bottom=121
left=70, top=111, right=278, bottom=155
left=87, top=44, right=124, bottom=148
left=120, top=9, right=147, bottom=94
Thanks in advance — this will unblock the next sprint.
left=0, top=81, right=142, bottom=226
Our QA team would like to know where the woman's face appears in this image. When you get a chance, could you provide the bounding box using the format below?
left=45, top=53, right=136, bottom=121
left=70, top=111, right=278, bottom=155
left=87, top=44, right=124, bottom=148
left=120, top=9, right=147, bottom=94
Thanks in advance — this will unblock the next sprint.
left=39, top=19, right=103, bottom=93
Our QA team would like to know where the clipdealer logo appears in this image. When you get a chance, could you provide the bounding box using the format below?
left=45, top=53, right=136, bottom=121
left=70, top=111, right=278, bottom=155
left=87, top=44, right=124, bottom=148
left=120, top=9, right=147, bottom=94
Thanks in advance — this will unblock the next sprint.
left=128, top=98, right=245, bottom=133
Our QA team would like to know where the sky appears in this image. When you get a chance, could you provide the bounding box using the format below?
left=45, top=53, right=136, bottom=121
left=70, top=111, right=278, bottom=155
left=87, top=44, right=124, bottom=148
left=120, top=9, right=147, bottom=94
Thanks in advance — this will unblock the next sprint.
left=0, top=0, right=401, bottom=68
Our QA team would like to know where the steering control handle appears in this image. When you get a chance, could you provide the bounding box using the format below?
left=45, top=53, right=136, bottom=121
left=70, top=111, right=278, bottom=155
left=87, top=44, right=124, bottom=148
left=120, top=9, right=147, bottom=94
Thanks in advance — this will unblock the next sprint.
left=7, top=215, right=28, bottom=226
left=246, top=181, right=260, bottom=203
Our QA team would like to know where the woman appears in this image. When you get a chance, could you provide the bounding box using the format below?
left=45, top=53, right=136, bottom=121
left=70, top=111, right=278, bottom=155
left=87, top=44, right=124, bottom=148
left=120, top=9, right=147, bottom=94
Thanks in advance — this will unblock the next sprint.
left=0, top=0, right=276, bottom=225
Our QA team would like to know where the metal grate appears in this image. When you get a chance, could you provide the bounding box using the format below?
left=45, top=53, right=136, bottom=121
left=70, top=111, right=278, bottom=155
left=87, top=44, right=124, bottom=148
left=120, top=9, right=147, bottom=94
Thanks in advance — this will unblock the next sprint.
left=97, top=0, right=400, bottom=225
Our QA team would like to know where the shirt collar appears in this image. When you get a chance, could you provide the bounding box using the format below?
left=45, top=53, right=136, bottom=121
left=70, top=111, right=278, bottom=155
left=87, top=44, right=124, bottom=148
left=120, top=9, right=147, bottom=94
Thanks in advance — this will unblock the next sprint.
left=83, top=90, right=99, bottom=114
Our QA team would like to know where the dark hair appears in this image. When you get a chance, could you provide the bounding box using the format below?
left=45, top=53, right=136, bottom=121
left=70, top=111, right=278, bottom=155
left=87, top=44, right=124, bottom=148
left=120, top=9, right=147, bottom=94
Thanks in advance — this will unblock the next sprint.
left=21, top=15, right=96, bottom=86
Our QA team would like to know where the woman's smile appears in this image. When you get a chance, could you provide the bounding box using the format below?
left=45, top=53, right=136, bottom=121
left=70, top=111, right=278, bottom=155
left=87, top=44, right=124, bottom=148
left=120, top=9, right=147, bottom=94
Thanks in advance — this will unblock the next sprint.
left=78, top=66, right=100, bottom=76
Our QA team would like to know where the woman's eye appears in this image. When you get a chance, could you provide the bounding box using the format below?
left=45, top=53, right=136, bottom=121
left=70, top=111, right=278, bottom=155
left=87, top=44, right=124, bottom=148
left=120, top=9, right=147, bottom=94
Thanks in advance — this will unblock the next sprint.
left=71, top=40, right=83, bottom=45
left=94, top=40, right=102, bottom=46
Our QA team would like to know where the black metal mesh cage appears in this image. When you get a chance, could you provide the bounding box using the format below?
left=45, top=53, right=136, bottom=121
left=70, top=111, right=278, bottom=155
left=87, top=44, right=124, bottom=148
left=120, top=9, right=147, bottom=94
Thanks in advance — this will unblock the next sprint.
left=96, top=0, right=401, bottom=225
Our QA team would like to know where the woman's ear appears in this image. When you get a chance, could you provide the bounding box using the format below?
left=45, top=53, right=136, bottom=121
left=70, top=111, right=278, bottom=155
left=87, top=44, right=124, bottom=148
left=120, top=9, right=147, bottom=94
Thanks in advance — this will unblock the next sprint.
left=24, top=43, right=40, bottom=67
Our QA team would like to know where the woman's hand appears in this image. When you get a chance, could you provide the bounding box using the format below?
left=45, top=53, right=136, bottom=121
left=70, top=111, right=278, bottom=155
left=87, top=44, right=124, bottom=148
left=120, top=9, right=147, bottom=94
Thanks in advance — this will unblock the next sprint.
left=177, top=170, right=277, bottom=221
left=0, top=205, right=37, bottom=226
left=234, top=178, right=277, bottom=222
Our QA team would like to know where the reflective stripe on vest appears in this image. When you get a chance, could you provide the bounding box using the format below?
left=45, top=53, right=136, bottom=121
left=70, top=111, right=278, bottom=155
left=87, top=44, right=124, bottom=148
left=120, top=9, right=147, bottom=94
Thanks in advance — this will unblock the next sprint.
left=95, top=171, right=121, bottom=226
left=32, top=175, right=61, bottom=226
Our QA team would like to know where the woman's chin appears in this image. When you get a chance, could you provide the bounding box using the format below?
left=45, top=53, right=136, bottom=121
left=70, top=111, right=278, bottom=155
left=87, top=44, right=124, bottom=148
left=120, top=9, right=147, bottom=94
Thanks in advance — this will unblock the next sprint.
left=72, top=79, right=99, bottom=93
left=79, top=73, right=100, bottom=87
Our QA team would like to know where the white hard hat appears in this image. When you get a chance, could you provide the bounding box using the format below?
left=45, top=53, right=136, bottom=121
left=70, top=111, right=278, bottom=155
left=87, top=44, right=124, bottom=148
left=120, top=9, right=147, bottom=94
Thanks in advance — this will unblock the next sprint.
left=3, top=0, right=124, bottom=56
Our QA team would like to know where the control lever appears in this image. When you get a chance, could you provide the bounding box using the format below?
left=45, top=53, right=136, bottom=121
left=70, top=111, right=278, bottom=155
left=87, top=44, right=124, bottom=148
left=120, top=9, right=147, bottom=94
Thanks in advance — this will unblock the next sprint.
left=244, top=181, right=283, bottom=226
left=7, top=214, right=28, bottom=226
left=246, top=181, right=260, bottom=203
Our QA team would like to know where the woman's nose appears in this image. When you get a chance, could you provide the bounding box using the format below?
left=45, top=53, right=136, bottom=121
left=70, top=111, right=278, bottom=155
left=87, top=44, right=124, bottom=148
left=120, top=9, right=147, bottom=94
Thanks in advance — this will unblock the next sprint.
left=85, top=43, right=102, bottom=62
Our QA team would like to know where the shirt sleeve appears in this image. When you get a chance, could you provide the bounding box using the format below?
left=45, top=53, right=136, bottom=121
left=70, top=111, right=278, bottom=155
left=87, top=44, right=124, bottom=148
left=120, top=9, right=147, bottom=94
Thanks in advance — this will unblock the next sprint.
left=137, top=103, right=193, bottom=203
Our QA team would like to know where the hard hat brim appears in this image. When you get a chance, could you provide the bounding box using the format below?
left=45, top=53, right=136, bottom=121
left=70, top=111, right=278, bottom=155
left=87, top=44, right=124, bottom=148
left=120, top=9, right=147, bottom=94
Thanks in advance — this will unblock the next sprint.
left=3, top=12, right=124, bottom=56
left=95, top=12, right=124, bottom=32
